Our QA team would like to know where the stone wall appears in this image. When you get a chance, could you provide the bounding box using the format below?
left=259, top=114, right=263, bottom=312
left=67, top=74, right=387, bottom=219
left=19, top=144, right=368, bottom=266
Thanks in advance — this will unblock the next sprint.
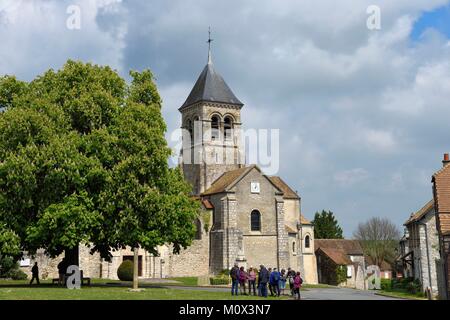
left=167, top=215, right=211, bottom=277
left=19, top=249, right=63, bottom=280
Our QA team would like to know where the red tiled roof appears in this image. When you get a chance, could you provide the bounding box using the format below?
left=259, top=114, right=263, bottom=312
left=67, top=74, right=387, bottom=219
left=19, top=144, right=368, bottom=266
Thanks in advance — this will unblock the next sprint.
left=433, top=164, right=450, bottom=234
left=201, top=166, right=254, bottom=195
left=404, top=200, right=434, bottom=225
left=267, top=176, right=300, bottom=200
left=315, top=239, right=363, bottom=265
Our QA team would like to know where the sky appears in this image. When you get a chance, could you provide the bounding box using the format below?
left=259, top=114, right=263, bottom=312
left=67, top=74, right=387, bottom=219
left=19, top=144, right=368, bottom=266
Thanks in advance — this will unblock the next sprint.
left=0, top=0, right=449, bottom=237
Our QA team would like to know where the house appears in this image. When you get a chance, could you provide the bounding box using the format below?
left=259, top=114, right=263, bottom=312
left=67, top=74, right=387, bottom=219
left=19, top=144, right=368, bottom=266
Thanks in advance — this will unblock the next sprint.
left=432, top=153, right=450, bottom=299
left=398, top=200, right=440, bottom=295
left=315, top=239, right=366, bottom=289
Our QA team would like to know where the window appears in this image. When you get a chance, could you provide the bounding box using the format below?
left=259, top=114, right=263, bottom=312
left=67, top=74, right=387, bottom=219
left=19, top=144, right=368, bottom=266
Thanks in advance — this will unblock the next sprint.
left=211, top=116, right=219, bottom=140
left=186, top=119, right=193, bottom=145
left=224, top=116, right=233, bottom=141
left=292, top=241, right=296, bottom=253
left=250, top=210, right=261, bottom=231
left=305, top=235, right=310, bottom=248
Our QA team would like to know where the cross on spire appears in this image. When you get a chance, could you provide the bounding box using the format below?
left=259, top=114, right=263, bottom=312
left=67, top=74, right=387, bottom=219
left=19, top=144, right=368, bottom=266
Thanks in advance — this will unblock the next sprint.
left=207, top=27, right=213, bottom=64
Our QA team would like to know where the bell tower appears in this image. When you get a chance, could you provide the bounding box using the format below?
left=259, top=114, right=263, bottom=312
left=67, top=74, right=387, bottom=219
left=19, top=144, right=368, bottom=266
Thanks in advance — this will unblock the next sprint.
left=179, top=31, right=244, bottom=195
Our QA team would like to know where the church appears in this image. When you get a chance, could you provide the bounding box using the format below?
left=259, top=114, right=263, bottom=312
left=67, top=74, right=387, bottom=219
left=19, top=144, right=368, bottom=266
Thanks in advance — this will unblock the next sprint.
left=21, top=45, right=318, bottom=284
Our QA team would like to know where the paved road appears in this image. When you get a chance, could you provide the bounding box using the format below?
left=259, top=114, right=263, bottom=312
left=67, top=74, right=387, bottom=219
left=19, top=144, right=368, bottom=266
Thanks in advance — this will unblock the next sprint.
left=301, top=287, right=399, bottom=300
left=162, top=285, right=401, bottom=300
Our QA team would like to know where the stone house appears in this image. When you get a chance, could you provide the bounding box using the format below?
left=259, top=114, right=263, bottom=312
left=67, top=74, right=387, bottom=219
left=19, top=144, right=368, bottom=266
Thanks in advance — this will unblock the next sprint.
left=399, top=199, right=440, bottom=295
left=432, top=153, right=450, bottom=299
left=315, top=239, right=366, bottom=289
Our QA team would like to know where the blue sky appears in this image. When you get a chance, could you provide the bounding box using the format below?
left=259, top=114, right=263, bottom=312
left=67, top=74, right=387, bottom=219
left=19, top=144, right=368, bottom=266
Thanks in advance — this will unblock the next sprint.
left=1, top=0, right=450, bottom=237
left=411, top=4, right=450, bottom=40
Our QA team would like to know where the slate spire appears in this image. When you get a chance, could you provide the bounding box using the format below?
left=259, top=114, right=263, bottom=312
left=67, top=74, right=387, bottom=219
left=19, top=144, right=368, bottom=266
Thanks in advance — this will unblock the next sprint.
left=180, top=30, right=243, bottom=109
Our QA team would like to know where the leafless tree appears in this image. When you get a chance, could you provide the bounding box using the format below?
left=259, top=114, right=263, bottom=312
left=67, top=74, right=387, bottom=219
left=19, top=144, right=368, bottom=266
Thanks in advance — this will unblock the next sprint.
left=353, top=217, right=401, bottom=267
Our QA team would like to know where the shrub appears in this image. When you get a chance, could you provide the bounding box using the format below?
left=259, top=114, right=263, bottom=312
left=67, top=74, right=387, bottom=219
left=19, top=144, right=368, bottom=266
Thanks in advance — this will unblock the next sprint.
left=0, top=256, right=27, bottom=280
left=10, top=269, right=28, bottom=280
left=335, top=265, right=347, bottom=285
left=380, top=279, right=392, bottom=290
left=210, top=277, right=230, bottom=285
left=0, top=256, right=16, bottom=278
left=117, top=260, right=134, bottom=281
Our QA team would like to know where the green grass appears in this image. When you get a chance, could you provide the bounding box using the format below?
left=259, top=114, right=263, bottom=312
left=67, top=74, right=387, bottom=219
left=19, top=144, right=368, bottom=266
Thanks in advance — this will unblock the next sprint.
left=0, top=279, right=288, bottom=300
left=166, top=277, right=199, bottom=286
left=377, top=290, right=427, bottom=300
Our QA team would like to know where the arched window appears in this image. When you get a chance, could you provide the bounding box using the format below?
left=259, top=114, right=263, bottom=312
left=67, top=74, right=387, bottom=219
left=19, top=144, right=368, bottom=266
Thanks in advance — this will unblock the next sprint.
left=211, top=116, right=219, bottom=141
left=186, top=119, right=193, bottom=144
left=224, top=117, right=232, bottom=141
left=192, top=116, right=199, bottom=144
left=305, top=235, right=310, bottom=248
left=250, top=210, right=261, bottom=231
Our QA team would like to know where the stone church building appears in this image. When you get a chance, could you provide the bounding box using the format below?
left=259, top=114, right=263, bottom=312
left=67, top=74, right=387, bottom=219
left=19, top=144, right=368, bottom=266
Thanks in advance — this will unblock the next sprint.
left=21, top=50, right=318, bottom=284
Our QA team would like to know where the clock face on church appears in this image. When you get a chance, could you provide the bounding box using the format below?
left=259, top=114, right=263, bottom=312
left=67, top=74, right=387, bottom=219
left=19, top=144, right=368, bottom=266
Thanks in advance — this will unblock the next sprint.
left=251, top=182, right=260, bottom=193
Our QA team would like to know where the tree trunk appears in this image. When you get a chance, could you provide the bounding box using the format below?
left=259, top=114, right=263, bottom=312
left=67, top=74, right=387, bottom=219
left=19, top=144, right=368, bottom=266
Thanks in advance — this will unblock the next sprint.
left=133, top=247, right=139, bottom=290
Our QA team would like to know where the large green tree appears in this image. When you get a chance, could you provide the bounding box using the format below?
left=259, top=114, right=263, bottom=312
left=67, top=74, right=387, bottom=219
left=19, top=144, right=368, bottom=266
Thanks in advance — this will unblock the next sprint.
left=0, top=61, right=199, bottom=287
left=312, top=210, right=344, bottom=239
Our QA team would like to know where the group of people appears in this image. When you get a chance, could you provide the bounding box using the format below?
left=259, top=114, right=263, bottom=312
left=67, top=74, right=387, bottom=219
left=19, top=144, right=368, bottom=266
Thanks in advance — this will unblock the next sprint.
left=229, top=264, right=302, bottom=300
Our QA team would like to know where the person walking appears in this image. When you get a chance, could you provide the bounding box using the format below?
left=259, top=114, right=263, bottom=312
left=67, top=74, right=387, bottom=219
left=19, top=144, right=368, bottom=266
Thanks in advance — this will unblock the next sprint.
left=287, top=268, right=295, bottom=296
left=258, top=265, right=269, bottom=298
left=57, top=258, right=66, bottom=286
left=230, top=263, right=240, bottom=296
left=248, top=267, right=257, bottom=296
left=29, top=262, right=40, bottom=285
left=279, top=269, right=287, bottom=295
left=269, top=267, right=281, bottom=297
left=293, top=271, right=303, bottom=300
left=238, top=266, right=247, bottom=295
left=267, top=268, right=273, bottom=296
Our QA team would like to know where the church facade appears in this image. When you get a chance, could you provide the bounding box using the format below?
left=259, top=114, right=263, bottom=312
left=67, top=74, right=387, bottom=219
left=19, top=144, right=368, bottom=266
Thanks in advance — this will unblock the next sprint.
left=21, top=51, right=318, bottom=284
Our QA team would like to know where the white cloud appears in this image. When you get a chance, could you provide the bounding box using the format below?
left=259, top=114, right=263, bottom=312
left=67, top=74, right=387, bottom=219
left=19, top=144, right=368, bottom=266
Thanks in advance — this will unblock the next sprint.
left=1, top=0, right=450, bottom=235
left=334, top=168, right=370, bottom=186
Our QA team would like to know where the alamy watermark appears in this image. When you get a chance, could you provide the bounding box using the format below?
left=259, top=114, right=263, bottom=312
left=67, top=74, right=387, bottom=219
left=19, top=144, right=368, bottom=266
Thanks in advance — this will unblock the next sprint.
left=170, top=121, right=280, bottom=176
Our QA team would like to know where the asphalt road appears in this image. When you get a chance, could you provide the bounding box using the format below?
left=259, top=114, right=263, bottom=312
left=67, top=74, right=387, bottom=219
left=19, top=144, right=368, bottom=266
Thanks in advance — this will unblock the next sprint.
left=163, top=285, right=401, bottom=300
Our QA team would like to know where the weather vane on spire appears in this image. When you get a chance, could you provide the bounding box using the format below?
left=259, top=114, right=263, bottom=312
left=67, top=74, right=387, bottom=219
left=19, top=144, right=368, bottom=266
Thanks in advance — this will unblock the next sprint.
left=207, top=27, right=213, bottom=64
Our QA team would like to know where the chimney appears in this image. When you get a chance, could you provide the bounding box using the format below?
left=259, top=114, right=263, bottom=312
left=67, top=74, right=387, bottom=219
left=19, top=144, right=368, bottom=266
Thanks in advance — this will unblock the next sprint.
left=443, top=153, right=450, bottom=167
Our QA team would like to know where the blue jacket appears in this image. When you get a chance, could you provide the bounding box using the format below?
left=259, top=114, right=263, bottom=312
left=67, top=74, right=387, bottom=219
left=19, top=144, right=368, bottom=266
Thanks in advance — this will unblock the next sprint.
left=269, top=271, right=281, bottom=285
left=259, top=267, right=269, bottom=283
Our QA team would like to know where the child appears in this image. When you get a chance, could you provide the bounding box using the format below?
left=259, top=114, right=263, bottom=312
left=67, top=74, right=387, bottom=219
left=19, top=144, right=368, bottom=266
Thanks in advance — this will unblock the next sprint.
left=293, top=271, right=303, bottom=300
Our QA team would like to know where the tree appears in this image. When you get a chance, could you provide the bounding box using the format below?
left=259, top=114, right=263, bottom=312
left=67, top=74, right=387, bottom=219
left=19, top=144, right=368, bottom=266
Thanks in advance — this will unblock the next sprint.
left=312, top=210, right=344, bottom=239
left=0, top=61, right=199, bottom=289
left=353, top=217, right=401, bottom=268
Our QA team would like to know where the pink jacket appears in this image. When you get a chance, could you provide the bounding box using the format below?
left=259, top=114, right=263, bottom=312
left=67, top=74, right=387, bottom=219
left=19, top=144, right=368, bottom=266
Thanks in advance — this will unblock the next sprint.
left=294, top=275, right=303, bottom=289
left=248, top=270, right=256, bottom=281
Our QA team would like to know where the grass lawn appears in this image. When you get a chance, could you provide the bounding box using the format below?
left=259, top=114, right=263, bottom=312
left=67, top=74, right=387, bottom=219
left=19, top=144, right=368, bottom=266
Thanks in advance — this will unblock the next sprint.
left=166, top=277, right=200, bottom=286
left=0, top=279, right=288, bottom=300
left=377, top=290, right=427, bottom=300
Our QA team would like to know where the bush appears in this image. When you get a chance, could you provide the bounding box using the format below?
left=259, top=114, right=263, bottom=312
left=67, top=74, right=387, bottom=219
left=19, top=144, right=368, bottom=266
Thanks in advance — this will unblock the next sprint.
left=117, top=260, right=134, bottom=281
left=380, top=279, right=391, bottom=290
left=0, top=256, right=16, bottom=277
left=0, top=256, right=26, bottom=280
left=335, top=265, right=347, bottom=285
left=10, top=269, right=28, bottom=280
left=210, top=277, right=230, bottom=285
